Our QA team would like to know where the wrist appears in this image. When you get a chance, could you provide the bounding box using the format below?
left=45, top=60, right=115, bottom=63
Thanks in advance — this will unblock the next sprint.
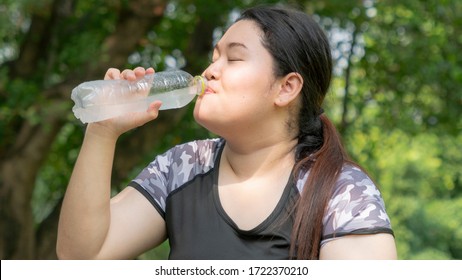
left=85, top=123, right=121, bottom=143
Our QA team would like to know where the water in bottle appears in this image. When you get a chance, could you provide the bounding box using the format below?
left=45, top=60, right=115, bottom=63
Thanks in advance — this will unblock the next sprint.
left=71, top=70, right=207, bottom=123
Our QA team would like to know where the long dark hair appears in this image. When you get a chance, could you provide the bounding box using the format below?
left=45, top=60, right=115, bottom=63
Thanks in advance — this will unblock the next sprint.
left=238, top=6, right=353, bottom=259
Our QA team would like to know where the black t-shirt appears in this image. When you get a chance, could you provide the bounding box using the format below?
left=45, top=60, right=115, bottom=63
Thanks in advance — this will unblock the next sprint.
left=129, top=138, right=393, bottom=259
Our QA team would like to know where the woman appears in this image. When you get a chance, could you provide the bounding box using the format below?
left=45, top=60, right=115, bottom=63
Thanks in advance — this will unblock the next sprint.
left=57, top=5, right=397, bottom=259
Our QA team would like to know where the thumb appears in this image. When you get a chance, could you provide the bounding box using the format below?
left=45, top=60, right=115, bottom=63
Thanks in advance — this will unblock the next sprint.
left=146, top=101, right=162, bottom=119
left=131, top=101, right=162, bottom=128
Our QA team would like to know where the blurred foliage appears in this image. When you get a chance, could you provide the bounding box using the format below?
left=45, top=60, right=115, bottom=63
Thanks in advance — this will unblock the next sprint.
left=316, top=0, right=462, bottom=260
left=1, top=0, right=460, bottom=259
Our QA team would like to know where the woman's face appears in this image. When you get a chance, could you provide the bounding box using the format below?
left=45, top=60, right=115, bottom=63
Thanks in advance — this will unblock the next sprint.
left=193, top=20, right=281, bottom=138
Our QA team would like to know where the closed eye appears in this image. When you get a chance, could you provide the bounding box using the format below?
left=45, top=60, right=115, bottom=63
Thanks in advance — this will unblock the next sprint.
left=228, top=57, right=243, bottom=62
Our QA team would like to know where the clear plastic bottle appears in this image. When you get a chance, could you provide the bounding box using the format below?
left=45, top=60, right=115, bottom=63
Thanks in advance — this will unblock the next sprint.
left=71, top=70, right=207, bottom=123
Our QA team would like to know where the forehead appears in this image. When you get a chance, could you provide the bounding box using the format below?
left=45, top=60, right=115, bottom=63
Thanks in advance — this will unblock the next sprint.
left=216, top=20, right=263, bottom=50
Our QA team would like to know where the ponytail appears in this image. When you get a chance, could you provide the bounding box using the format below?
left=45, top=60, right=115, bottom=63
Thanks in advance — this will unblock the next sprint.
left=290, top=114, right=351, bottom=259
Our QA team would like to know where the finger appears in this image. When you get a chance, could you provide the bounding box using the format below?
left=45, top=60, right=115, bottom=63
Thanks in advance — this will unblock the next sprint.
left=146, top=67, right=155, bottom=75
left=120, top=69, right=137, bottom=81
left=104, top=68, right=121, bottom=80
left=133, top=101, right=162, bottom=127
left=147, top=101, right=162, bottom=117
left=133, top=67, right=147, bottom=78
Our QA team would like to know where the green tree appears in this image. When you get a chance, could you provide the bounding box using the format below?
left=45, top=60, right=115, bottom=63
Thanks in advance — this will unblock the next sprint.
left=312, top=0, right=462, bottom=259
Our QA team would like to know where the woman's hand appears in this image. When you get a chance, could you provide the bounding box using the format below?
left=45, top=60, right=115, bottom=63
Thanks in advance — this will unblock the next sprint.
left=87, top=67, right=162, bottom=139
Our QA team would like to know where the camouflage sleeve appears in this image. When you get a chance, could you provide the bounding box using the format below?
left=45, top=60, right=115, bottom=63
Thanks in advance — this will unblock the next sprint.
left=321, top=165, right=394, bottom=246
left=128, top=138, right=221, bottom=218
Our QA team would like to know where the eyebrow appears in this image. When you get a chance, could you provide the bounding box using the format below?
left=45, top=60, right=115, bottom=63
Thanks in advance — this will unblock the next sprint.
left=214, top=42, right=248, bottom=52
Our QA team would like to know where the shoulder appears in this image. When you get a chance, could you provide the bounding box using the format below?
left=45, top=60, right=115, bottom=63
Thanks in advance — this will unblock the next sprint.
left=144, top=137, right=223, bottom=180
left=159, top=138, right=223, bottom=161
left=295, top=164, right=377, bottom=196
left=129, top=138, right=224, bottom=215
left=151, top=138, right=224, bottom=172
left=333, top=165, right=382, bottom=204
left=322, top=164, right=393, bottom=244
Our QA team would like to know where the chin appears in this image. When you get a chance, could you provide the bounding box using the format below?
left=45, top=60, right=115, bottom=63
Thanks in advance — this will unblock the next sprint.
left=193, top=111, right=223, bottom=137
left=193, top=107, right=210, bottom=128
left=193, top=114, right=212, bottom=132
left=194, top=100, right=212, bottom=123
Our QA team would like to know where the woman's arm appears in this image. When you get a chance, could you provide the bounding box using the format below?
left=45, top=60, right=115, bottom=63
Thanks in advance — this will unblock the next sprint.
left=319, top=233, right=397, bottom=259
left=56, top=67, right=166, bottom=259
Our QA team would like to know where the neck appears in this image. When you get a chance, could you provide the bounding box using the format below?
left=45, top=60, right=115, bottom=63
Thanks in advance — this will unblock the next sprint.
left=222, top=135, right=297, bottom=180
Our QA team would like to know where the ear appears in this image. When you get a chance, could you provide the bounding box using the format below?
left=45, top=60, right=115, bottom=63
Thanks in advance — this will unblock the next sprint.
left=274, top=72, right=303, bottom=107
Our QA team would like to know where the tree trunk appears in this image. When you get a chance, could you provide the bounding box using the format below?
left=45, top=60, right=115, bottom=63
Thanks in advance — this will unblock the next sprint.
left=0, top=117, right=63, bottom=259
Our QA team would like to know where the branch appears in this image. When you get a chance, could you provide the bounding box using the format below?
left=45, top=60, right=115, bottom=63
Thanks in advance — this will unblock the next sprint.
left=88, top=0, right=167, bottom=77
left=10, top=0, right=76, bottom=79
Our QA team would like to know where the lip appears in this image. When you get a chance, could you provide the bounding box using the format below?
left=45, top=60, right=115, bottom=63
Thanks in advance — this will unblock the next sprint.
left=204, top=87, right=216, bottom=95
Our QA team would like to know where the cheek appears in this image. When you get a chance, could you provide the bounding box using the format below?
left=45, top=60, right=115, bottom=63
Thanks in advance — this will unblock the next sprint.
left=193, top=66, right=273, bottom=123
left=222, top=71, right=268, bottom=106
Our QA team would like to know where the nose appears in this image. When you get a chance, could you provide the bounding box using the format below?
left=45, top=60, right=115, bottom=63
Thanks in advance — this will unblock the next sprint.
left=203, top=61, right=220, bottom=81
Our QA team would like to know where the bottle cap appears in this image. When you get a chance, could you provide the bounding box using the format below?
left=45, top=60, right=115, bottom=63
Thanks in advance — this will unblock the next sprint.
left=192, top=76, right=207, bottom=96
